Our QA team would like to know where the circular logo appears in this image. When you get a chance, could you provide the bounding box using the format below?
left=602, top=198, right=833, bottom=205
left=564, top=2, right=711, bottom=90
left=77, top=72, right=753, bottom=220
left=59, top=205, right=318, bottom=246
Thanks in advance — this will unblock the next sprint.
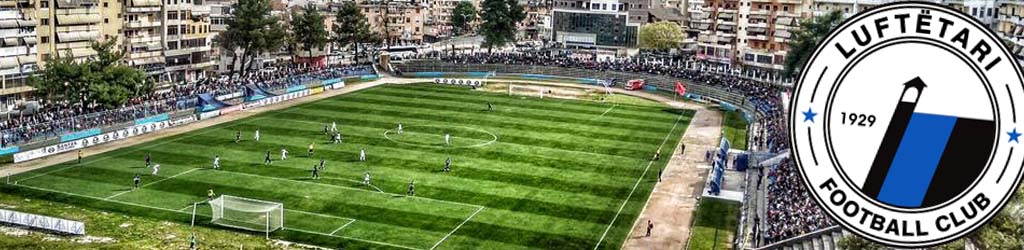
left=790, top=2, right=1024, bottom=247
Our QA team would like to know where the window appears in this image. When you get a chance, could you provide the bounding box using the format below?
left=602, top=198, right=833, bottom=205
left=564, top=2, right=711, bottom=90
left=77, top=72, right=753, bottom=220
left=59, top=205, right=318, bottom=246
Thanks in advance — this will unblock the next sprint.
left=104, top=18, right=109, bottom=23
left=988, top=8, right=994, bottom=17
left=41, top=36, right=49, bottom=43
left=40, top=0, right=47, bottom=8
left=41, top=18, right=48, bottom=25
left=103, top=2, right=108, bottom=7
left=972, top=7, right=977, bottom=16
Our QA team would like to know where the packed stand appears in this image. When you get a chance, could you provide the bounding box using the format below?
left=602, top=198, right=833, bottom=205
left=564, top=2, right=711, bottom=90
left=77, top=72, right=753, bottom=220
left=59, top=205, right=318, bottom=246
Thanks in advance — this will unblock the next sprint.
left=762, top=160, right=833, bottom=244
left=0, top=64, right=374, bottom=147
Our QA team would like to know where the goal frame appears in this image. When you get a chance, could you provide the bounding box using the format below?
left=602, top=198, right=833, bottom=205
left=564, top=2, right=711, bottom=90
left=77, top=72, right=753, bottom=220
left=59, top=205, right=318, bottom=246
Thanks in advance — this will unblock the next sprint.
left=208, top=195, right=284, bottom=239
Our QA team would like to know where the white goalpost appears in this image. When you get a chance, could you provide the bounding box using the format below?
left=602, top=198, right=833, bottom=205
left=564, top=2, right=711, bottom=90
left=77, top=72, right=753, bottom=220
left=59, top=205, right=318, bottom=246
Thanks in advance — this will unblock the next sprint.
left=208, top=195, right=284, bottom=239
left=508, top=84, right=546, bottom=98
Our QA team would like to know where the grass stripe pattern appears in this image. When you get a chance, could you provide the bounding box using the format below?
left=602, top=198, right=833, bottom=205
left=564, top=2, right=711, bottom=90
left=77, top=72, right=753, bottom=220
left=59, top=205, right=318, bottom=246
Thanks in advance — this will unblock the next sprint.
left=5, top=83, right=692, bottom=249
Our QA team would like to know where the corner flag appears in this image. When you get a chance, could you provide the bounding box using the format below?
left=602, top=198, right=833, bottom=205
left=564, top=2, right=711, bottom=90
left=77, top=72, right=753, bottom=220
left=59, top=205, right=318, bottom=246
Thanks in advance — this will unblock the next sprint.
left=675, top=82, right=687, bottom=96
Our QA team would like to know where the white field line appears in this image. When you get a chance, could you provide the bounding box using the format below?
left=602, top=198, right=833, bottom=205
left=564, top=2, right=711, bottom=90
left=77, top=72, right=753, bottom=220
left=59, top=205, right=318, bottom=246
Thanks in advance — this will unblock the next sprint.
left=9, top=182, right=416, bottom=250
left=320, top=177, right=385, bottom=193
left=106, top=168, right=202, bottom=200
left=329, top=219, right=358, bottom=235
left=430, top=206, right=485, bottom=250
left=592, top=112, right=685, bottom=250
left=216, top=168, right=483, bottom=209
left=598, top=104, right=618, bottom=118
left=15, top=119, right=265, bottom=184
left=284, top=227, right=424, bottom=250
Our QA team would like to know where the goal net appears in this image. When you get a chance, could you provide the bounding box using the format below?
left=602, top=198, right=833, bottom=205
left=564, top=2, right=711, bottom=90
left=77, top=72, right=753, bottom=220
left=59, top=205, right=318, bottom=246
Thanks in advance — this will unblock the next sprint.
left=508, top=84, right=546, bottom=98
left=209, top=195, right=284, bottom=235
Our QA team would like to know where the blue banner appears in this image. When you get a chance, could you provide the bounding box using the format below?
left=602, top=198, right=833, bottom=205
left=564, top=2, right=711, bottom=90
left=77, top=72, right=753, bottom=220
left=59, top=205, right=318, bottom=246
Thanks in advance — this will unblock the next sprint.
left=60, top=128, right=101, bottom=142
left=413, top=72, right=444, bottom=77
left=322, top=78, right=343, bottom=85
left=134, top=114, right=169, bottom=125
left=466, top=72, right=489, bottom=77
left=0, top=146, right=19, bottom=156
left=720, top=102, right=737, bottom=112
left=360, top=74, right=380, bottom=80
left=521, top=74, right=553, bottom=80
left=286, top=85, right=308, bottom=93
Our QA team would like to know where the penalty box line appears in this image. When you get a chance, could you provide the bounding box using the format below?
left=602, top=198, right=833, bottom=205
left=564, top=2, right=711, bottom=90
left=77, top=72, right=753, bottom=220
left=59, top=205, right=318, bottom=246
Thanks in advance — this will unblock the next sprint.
left=218, top=168, right=485, bottom=210
left=106, top=168, right=203, bottom=200
left=592, top=111, right=686, bottom=250
left=15, top=118, right=267, bottom=184
left=7, top=181, right=416, bottom=250
left=429, top=206, right=485, bottom=250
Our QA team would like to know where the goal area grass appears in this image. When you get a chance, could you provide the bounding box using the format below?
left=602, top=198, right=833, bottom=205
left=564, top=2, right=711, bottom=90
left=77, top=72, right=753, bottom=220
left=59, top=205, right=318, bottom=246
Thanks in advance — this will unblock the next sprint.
left=3, top=83, right=692, bottom=249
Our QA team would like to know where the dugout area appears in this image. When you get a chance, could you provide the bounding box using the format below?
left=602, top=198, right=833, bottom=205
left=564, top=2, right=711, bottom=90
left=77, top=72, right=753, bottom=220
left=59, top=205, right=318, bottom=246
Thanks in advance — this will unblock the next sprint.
left=2, top=83, right=693, bottom=249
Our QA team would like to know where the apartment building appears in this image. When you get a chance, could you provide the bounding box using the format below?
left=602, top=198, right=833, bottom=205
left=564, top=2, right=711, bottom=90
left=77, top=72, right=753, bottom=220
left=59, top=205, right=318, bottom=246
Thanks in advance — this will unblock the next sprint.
left=360, top=0, right=426, bottom=45
left=520, top=0, right=552, bottom=41
left=551, top=0, right=641, bottom=50
left=945, top=0, right=997, bottom=29
left=690, top=0, right=809, bottom=71
left=0, top=0, right=37, bottom=109
left=123, top=0, right=165, bottom=77
left=424, top=0, right=478, bottom=41
left=163, top=0, right=213, bottom=82
left=996, top=0, right=1024, bottom=65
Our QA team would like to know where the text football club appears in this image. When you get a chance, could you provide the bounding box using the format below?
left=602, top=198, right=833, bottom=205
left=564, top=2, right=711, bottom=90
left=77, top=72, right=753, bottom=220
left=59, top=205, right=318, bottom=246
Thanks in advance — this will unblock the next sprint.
left=790, top=2, right=1024, bottom=247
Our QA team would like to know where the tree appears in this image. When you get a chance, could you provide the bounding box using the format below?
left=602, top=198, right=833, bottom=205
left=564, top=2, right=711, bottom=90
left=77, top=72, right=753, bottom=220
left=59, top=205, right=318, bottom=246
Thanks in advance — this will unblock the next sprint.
left=290, top=5, right=329, bottom=64
left=213, top=27, right=241, bottom=73
left=333, top=2, right=378, bottom=63
left=479, top=0, right=525, bottom=53
left=224, top=0, right=287, bottom=73
left=638, top=21, right=684, bottom=51
left=782, top=10, right=843, bottom=78
left=451, top=1, right=477, bottom=36
left=29, top=38, right=150, bottom=109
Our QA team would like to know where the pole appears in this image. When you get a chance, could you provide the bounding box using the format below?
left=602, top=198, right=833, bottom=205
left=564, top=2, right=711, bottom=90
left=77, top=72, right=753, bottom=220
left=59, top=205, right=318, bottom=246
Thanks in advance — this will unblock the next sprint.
left=265, top=211, right=270, bottom=239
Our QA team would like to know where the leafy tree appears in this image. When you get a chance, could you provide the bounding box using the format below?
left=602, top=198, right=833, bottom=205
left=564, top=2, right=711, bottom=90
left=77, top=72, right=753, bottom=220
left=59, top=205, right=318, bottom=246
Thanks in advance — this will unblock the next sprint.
left=965, top=185, right=1024, bottom=249
left=479, top=0, right=525, bottom=53
left=451, top=1, right=477, bottom=36
left=29, top=38, right=150, bottom=109
left=638, top=21, right=684, bottom=51
left=225, top=0, right=287, bottom=73
left=333, top=2, right=379, bottom=63
left=213, top=27, right=241, bottom=73
left=290, top=5, right=329, bottom=63
left=782, top=10, right=843, bottom=78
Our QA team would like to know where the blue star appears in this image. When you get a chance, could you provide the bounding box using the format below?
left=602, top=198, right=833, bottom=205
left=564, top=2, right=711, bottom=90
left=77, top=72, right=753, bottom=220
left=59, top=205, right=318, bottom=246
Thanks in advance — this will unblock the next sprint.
left=1009, top=128, right=1022, bottom=143
left=802, top=107, right=818, bottom=123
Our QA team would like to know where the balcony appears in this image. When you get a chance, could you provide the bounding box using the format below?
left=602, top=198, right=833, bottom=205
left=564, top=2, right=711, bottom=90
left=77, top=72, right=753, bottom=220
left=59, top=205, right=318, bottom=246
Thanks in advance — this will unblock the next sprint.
left=127, top=51, right=161, bottom=59
left=127, top=35, right=160, bottom=44
left=165, top=46, right=211, bottom=56
left=165, top=60, right=214, bottom=71
left=126, top=20, right=162, bottom=28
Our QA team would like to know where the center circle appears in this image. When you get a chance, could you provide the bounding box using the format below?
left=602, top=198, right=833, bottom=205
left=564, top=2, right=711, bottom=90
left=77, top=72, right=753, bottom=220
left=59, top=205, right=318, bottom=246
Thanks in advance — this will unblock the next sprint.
left=383, top=124, right=498, bottom=149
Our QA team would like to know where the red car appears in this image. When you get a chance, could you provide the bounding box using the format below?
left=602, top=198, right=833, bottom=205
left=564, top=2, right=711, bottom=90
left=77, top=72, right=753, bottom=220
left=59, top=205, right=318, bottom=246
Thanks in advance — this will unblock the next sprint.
left=624, top=79, right=645, bottom=90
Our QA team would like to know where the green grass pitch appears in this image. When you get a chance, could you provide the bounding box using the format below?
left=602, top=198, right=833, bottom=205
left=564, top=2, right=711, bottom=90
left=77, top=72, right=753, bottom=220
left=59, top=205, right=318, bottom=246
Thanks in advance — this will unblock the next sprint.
left=4, top=83, right=693, bottom=249
left=688, top=198, right=740, bottom=250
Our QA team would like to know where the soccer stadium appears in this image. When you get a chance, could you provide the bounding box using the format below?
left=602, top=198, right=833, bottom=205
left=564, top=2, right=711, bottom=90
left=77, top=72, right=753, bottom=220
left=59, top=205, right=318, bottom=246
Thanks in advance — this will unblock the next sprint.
left=1, top=0, right=1023, bottom=249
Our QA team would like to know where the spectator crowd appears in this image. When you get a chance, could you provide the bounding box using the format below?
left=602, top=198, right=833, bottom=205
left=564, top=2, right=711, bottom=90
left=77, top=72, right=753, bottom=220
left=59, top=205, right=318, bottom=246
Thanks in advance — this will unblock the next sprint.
left=1, top=64, right=374, bottom=147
